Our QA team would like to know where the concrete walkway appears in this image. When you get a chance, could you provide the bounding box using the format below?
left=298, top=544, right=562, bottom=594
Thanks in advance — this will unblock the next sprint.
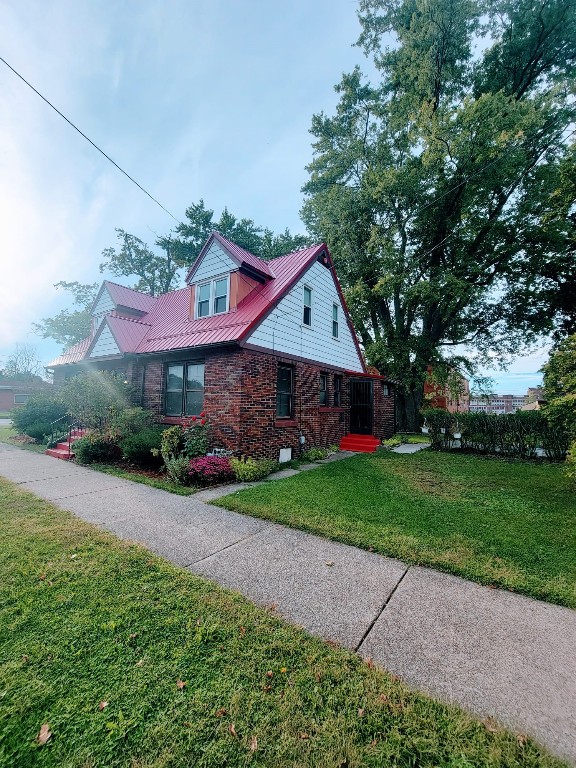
left=0, top=442, right=574, bottom=764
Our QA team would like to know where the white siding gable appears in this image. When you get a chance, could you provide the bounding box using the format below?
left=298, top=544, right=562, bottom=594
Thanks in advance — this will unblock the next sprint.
left=89, top=324, right=121, bottom=358
left=92, top=286, right=116, bottom=330
left=191, top=241, right=236, bottom=284
left=246, top=260, right=364, bottom=371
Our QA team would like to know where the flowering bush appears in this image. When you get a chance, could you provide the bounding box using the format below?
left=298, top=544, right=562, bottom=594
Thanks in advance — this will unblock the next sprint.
left=188, top=455, right=234, bottom=486
left=183, top=412, right=210, bottom=458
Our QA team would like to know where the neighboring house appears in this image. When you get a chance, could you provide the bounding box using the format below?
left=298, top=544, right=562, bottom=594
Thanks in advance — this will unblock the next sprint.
left=47, top=233, right=395, bottom=459
left=423, top=367, right=470, bottom=413
left=469, top=393, right=526, bottom=414
left=0, top=377, right=50, bottom=412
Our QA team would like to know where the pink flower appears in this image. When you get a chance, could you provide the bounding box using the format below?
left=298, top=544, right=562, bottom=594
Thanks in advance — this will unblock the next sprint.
left=200, top=419, right=206, bottom=425
left=200, top=411, right=206, bottom=418
left=192, top=415, right=197, bottom=421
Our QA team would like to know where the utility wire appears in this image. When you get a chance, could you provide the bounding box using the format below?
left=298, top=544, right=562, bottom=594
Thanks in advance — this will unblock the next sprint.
left=0, top=55, right=179, bottom=224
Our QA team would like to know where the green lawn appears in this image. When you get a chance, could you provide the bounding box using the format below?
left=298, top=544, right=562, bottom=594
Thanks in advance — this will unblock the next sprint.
left=217, top=452, right=576, bottom=608
left=0, top=426, right=46, bottom=454
left=0, top=478, right=565, bottom=768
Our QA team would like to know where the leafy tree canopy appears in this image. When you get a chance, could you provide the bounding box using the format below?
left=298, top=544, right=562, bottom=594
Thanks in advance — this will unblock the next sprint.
left=160, top=200, right=310, bottom=264
left=33, top=282, right=99, bottom=348
left=302, top=0, right=576, bottom=428
left=542, top=334, right=576, bottom=399
left=0, top=343, right=43, bottom=380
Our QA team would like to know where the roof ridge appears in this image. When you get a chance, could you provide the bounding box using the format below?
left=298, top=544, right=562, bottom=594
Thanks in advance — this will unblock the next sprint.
left=103, top=279, right=154, bottom=296
left=108, top=312, right=151, bottom=326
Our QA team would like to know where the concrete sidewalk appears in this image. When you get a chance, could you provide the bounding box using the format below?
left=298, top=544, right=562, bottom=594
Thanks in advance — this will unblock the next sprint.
left=1, top=442, right=574, bottom=764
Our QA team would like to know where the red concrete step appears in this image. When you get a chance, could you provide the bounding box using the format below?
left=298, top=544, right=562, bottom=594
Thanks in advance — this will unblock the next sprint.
left=45, top=446, right=74, bottom=460
left=339, top=434, right=381, bottom=453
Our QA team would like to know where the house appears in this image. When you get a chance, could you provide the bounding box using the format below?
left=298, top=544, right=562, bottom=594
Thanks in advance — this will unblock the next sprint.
left=469, top=393, right=526, bottom=414
left=0, top=376, right=51, bottom=412
left=47, top=233, right=395, bottom=459
left=423, top=367, right=470, bottom=413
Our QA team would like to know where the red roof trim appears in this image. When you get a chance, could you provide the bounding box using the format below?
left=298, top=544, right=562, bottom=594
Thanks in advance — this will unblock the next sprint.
left=330, top=262, right=367, bottom=373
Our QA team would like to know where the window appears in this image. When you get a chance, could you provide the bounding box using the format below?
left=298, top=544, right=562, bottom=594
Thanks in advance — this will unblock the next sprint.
left=14, top=394, right=31, bottom=405
left=319, top=373, right=328, bottom=405
left=332, top=304, right=339, bottom=338
left=196, top=276, right=229, bottom=318
left=303, top=286, right=312, bottom=326
left=382, top=382, right=390, bottom=397
left=276, top=364, right=294, bottom=419
left=165, top=362, right=204, bottom=416
left=334, top=375, right=342, bottom=407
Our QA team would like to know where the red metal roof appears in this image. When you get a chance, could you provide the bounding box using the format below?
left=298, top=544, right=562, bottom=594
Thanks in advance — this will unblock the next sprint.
left=185, top=232, right=274, bottom=283
left=48, top=239, right=365, bottom=368
left=102, top=281, right=158, bottom=313
left=47, top=336, right=92, bottom=367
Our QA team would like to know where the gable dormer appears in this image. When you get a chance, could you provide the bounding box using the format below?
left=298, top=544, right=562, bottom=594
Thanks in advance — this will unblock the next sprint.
left=90, top=281, right=157, bottom=334
left=186, top=232, right=274, bottom=320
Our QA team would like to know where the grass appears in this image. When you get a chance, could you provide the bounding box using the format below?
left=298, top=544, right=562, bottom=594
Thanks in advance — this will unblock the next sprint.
left=397, top=432, right=432, bottom=444
left=0, top=478, right=566, bottom=768
left=0, top=426, right=46, bottom=454
left=217, top=451, right=576, bottom=609
left=90, top=463, right=198, bottom=496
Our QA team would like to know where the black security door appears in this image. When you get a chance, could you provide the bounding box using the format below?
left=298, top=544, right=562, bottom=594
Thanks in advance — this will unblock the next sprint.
left=350, top=379, right=373, bottom=434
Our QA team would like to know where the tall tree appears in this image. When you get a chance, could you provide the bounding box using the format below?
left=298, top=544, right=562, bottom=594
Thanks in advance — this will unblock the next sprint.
left=33, top=281, right=99, bottom=348
left=302, top=0, right=576, bottom=429
left=162, top=199, right=310, bottom=263
left=0, top=343, right=42, bottom=380
left=100, top=229, right=181, bottom=296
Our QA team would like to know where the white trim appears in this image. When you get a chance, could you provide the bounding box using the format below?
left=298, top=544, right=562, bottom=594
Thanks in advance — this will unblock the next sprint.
left=195, top=273, right=230, bottom=319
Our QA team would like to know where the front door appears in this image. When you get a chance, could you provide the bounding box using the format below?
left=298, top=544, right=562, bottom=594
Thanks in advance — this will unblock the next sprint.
left=350, top=379, right=373, bottom=434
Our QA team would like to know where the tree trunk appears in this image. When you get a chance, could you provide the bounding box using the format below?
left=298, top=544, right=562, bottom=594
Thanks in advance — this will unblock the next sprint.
left=395, top=386, right=424, bottom=432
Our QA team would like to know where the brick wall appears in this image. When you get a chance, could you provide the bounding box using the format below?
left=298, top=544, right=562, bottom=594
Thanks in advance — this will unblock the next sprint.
left=139, top=347, right=396, bottom=460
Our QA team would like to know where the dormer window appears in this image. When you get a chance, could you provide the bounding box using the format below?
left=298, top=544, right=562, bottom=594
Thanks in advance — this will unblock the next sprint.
left=196, top=275, right=229, bottom=318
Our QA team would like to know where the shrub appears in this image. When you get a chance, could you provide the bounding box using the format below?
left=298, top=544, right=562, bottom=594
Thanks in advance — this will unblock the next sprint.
left=109, top=407, right=156, bottom=440
left=230, top=457, right=279, bottom=482
left=11, top=394, right=67, bottom=436
left=188, top=456, right=234, bottom=486
left=158, top=425, right=185, bottom=462
left=60, top=371, right=135, bottom=428
left=22, top=421, right=53, bottom=443
left=73, top=434, right=121, bottom=465
left=120, top=427, right=165, bottom=468
left=420, top=408, right=454, bottom=450
left=301, top=446, right=329, bottom=462
left=182, top=414, right=210, bottom=458
left=543, top=394, right=576, bottom=439
left=164, top=456, right=193, bottom=485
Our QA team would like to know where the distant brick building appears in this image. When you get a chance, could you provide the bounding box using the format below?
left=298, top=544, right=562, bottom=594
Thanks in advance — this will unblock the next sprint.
left=469, top=393, right=526, bottom=414
left=0, top=377, right=50, bottom=412
left=423, top=368, right=470, bottom=413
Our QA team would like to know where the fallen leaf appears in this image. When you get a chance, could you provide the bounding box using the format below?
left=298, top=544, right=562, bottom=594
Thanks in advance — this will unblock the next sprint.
left=314, top=672, right=321, bottom=682
left=266, top=670, right=273, bottom=678
left=129, top=633, right=138, bottom=640
left=325, top=561, right=334, bottom=567
left=358, top=708, right=365, bottom=717
left=39, top=574, right=46, bottom=581
left=268, top=603, right=278, bottom=612
left=176, top=679, right=186, bottom=690
left=239, top=626, right=246, bottom=637
left=262, top=684, right=272, bottom=692
left=70, top=554, right=78, bottom=559
left=299, top=732, right=310, bottom=740
left=215, top=708, right=227, bottom=717
left=21, top=655, right=29, bottom=663
left=98, top=701, right=108, bottom=711
left=370, top=738, right=378, bottom=747
left=37, top=724, right=52, bottom=745
left=136, top=658, right=144, bottom=667
left=517, top=733, right=528, bottom=746
left=484, top=717, right=499, bottom=733
left=280, top=667, right=287, bottom=674
left=378, top=694, right=389, bottom=704
left=249, top=735, right=258, bottom=752
left=368, top=546, right=374, bottom=552
left=229, top=723, right=238, bottom=738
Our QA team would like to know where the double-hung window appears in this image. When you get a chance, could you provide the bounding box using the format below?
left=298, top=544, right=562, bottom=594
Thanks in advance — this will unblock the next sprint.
left=276, top=364, right=294, bottom=419
left=196, top=276, right=229, bottom=318
left=303, top=286, right=312, bottom=326
left=332, top=304, right=339, bottom=338
left=165, top=362, right=205, bottom=416
left=319, top=373, right=328, bottom=405
left=333, top=375, right=342, bottom=407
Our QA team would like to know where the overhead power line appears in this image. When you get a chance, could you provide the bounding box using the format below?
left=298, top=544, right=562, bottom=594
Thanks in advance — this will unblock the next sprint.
left=0, top=54, right=179, bottom=224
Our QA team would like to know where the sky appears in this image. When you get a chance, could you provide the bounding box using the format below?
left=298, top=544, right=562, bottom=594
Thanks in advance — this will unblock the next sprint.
left=0, top=0, right=546, bottom=394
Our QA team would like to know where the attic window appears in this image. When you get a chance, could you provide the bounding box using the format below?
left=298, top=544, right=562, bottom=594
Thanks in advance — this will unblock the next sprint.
left=196, top=276, right=229, bottom=318
left=303, top=286, right=312, bottom=326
